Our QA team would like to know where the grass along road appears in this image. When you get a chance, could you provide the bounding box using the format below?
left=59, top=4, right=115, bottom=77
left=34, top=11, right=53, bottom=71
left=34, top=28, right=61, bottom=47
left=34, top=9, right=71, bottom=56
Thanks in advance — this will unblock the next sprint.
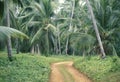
left=49, top=61, right=92, bottom=82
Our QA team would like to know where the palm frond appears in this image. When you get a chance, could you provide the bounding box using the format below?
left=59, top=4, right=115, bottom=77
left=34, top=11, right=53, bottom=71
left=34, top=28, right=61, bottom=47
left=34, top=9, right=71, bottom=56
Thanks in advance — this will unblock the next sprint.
left=0, top=26, right=29, bottom=40
left=31, top=28, right=43, bottom=44
left=34, top=2, right=46, bottom=16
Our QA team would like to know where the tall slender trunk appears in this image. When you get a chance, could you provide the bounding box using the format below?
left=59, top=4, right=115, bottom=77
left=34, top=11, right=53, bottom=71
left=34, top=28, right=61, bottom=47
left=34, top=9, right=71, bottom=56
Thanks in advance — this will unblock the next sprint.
left=16, top=38, right=20, bottom=54
left=69, top=0, right=75, bottom=31
left=36, top=44, right=40, bottom=55
left=65, top=0, right=75, bottom=55
left=57, top=25, right=61, bottom=55
left=31, top=45, right=35, bottom=54
left=58, top=34, right=61, bottom=54
left=55, top=39, right=58, bottom=54
left=46, top=30, right=49, bottom=55
left=5, top=0, right=13, bottom=61
left=7, top=37, right=12, bottom=61
left=85, top=0, right=106, bottom=58
left=52, top=37, right=55, bottom=53
left=65, top=37, right=69, bottom=55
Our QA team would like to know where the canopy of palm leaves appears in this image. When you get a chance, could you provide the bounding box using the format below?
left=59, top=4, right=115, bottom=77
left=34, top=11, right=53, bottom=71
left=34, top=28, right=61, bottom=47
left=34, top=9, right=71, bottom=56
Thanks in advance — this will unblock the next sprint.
left=0, top=26, right=29, bottom=40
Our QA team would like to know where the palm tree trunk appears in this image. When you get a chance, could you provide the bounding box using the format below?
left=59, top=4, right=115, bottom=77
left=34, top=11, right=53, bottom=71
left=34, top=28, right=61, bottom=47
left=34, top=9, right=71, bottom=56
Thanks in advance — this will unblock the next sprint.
left=85, top=0, right=106, bottom=58
left=65, top=37, right=69, bottom=55
left=65, top=0, right=75, bottom=55
left=54, top=36, right=58, bottom=54
left=57, top=26, right=61, bottom=54
left=16, top=38, right=20, bottom=54
left=5, top=0, right=12, bottom=61
left=31, top=45, right=35, bottom=54
left=6, top=37, right=12, bottom=61
left=69, top=0, right=75, bottom=31
left=58, top=34, right=61, bottom=54
left=46, top=30, right=49, bottom=55
left=37, top=44, right=40, bottom=55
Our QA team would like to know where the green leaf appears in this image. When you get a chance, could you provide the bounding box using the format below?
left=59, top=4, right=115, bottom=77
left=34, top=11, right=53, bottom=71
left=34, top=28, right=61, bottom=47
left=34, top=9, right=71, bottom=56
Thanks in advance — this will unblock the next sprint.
left=0, top=26, right=29, bottom=40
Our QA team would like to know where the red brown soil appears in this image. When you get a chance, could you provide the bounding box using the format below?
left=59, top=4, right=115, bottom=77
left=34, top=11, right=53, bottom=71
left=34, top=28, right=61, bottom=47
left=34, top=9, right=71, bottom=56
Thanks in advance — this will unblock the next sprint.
left=49, top=61, right=92, bottom=82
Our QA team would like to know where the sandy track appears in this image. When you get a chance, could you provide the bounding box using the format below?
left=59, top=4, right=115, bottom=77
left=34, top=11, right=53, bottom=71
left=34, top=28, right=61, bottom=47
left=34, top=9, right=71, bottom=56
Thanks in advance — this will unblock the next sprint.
left=49, top=61, right=92, bottom=82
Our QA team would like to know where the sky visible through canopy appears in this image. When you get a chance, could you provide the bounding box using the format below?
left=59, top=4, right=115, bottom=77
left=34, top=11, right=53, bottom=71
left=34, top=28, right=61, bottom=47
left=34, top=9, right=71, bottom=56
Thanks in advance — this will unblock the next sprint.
left=59, top=0, right=65, bottom=3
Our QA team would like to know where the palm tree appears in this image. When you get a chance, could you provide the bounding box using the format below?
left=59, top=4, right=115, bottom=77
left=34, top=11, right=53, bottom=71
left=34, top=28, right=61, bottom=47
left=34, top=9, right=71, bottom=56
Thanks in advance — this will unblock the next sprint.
left=28, top=0, right=56, bottom=55
left=3, top=0, right=13, bottom=61
left=9, top=3, right=34, bottom=54
left=0, top=26, right=28, bottom=61
left=0, top=0, right=29, bottom=61
left=90, top=0, right=120, bottom=56
left=85, top=0, right=106, bottom=58
left=64, top=0, right=75, bottom=55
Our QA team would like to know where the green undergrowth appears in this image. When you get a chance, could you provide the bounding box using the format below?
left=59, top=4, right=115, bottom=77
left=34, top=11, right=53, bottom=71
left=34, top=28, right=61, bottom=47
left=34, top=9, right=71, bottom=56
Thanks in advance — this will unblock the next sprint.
left=1, top=52, right=120, bottom=82
left=0, top=52, right=65, bottom=82
left=74, top=56, right=120, bottom=82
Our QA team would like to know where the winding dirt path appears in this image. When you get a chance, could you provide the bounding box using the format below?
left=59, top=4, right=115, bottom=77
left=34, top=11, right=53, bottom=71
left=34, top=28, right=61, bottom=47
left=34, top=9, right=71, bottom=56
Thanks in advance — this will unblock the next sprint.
left=49, top=61, right=92, bottom=82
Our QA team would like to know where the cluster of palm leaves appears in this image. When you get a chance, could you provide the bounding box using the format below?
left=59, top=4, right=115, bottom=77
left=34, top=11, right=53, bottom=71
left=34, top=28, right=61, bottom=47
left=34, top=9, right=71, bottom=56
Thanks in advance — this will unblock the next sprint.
left=0, top=0, right=120, bottom=58
left=90, top=0, right=120, bottom=56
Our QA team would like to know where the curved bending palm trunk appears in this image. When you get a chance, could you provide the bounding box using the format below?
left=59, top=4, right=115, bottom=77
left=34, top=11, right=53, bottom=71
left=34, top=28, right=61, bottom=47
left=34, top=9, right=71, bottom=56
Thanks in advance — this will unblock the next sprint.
left=85, top=0, right=106, bottom=58
left=5, top=0, right=12, bottom=61
left=65, top=0, right=75, bottom=55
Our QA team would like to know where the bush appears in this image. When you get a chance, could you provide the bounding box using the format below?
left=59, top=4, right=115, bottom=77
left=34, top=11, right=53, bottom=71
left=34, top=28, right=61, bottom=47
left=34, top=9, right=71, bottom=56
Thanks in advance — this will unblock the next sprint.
left=0, top=53, right=51, bottom=82
left=74, top=56, right=120, bottom=82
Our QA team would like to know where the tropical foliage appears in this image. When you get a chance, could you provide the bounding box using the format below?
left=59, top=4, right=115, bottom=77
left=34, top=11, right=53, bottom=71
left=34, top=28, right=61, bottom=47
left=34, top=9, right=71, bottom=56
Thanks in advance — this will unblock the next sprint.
left=90, top=0, right=120, bottom=56
left=0, top=0, right=120, bottom=57
left=74, top=56, right=120, bottom=82
left=0, top=0, right=120, bottom=81
left=0, top=52, right=120, bottom=82
left=0, top=26, right=28, bottom=40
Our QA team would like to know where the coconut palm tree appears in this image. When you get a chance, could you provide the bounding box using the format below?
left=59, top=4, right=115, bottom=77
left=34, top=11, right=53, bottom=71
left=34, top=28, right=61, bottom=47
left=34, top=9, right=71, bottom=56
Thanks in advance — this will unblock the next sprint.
left=3, top=0, right=13, bottom=61
left=89, top=0, right=120, bottom=56
left=27, top=0, right=56, bottom=55
left=85, top=0, right=106, bottom=58
left=51, top=0, right=90, bottom=56
left=9, top=3, right=34, bottom=53
left=0, top=0, right=29, bottom=61
left=0, top=26, right=28, bottom=60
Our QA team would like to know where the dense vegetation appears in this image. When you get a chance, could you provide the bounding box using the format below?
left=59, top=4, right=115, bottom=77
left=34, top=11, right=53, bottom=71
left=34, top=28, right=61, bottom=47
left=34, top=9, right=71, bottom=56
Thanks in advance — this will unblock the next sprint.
left=0, top=0, right=120, bottom=82
left=0, top=52, right=120, bottom=82
left=0, top=0, right=120, bottom=58
left=0, top=52, right=65, bottom=82
left=74, top=56, right=120, bottom=82
left=0, top=53, right=49, bottom=82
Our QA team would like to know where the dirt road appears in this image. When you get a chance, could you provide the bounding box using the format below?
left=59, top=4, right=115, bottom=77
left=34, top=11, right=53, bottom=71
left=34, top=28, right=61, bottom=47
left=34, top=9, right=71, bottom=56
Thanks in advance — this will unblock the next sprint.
left=49, top=61, right=92, bottom=82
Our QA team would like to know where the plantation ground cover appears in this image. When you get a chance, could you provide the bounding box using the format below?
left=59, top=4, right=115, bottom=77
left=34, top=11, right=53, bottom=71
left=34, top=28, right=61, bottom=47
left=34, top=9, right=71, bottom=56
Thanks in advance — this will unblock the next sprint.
left=0, top=53, right=65, bottom=82
left=74, top=56, right=120, bottom=82
left=0, top=52, right=120, bottom=82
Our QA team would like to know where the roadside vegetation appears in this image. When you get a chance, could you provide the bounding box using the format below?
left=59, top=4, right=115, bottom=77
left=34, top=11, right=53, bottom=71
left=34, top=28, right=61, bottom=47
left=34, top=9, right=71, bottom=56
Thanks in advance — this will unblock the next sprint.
left=0, top=52, right=120, bottom=82
left=0, top=0, right=120, bottom=81
left=0, top=53, right=49, bottom=82
left=74, top=56, right=120, bottom=82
